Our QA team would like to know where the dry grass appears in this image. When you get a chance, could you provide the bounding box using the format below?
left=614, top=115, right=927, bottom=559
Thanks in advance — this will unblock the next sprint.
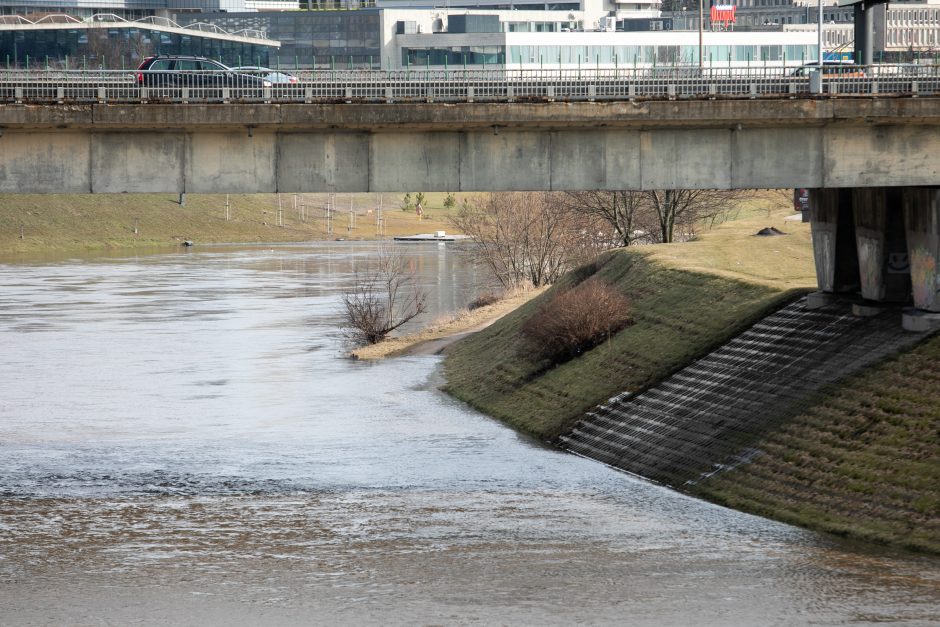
left=0, top=192, right=467, bottom=254
left=647, top=191, right=816, bottom=290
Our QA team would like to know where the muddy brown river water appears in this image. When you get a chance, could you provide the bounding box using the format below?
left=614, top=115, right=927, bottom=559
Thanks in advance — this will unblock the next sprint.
left=1, top=243, right=938, bottom=625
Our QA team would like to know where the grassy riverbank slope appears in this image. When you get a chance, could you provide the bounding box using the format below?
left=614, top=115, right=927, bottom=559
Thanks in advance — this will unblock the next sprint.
left=443, top=198, right=940, bottom=553
left=444, top=197, right=816, bottom=440
left=689, top=334, right=940, bottom=553
left=0, top=192, right=458, bottom=254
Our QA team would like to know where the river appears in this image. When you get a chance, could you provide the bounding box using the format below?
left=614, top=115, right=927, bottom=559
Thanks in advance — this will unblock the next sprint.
left=1, top=242, right=938, bottom=626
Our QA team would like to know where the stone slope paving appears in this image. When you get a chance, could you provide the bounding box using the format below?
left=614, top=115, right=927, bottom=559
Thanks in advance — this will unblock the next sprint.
left=559, top=297, right=930, bottom=489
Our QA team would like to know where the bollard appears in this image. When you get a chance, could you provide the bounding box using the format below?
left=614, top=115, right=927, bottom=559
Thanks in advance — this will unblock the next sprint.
left=809, top=69, right=822, bottom=94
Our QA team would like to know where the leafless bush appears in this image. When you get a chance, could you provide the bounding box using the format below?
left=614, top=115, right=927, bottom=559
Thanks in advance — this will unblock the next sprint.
left=468, top=291, right=502, bottom=310
left=342, top=249, right=428, bottom=345
left=520, top=277, right=633, bottom=364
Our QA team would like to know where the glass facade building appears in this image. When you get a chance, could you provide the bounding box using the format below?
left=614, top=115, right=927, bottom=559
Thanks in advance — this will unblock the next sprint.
left=402, top=45, right=503, bottom=66
left=175, top=10, right=382, bottom=68
left=0, top=22, right=276, bottom=67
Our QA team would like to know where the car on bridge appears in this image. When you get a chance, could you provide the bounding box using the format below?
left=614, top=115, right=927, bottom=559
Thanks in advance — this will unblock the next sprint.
left=790, top=60, right=866, bottom=78
left=229, top=66, right=298, bottom=85
left=135, top=55, right=271, bottom=98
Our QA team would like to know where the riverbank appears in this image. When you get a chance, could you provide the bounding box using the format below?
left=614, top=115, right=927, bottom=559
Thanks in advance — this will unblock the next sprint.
left=350, top=287, right=547, bottom=361
left=0, top=192, right=459, bottom=254
left=690, top=332, right=940, bottom=553
left=444, top=199, right=817, bottom=440
left=441, top=199, right=940, bottom=554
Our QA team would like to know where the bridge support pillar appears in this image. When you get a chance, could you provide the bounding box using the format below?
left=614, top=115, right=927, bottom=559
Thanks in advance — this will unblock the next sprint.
left=810, top=186, right=940, bottom=330
left=808, top=188, right=859, bottom=308
left=852, top=187, right=911, bottom=304
left=901, top=188, right=940, bottom=330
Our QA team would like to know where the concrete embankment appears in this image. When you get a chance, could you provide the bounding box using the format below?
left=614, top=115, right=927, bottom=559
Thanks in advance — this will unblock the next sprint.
left=560, top=296, right=939, bottom=553
left=443, top=247, right=939, bottom=553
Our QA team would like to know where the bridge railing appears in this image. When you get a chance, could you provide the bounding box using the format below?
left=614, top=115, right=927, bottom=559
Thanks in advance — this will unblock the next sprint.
left=1, top=65, right=938, bottom=104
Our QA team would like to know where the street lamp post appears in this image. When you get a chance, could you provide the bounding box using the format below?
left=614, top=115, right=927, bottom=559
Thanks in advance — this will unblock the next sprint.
left=699, top=0, right=705, bottom=69
left=818, top=0, right=824, bottom=65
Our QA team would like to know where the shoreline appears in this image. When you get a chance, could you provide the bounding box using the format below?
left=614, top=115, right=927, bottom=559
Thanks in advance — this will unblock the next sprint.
left=350, top=287, right=546, bottom=361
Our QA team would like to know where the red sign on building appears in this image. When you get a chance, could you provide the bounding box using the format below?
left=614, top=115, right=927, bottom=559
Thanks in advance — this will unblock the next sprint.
left=710, top=4, right=736, bottom=27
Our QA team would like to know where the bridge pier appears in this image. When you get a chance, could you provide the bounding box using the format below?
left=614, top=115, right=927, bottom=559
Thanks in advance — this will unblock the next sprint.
left=902, top=188, right=940, bottom=330
left=808, top=186, right=940, bottom=331
left=807, top=189, right=859, bottom=308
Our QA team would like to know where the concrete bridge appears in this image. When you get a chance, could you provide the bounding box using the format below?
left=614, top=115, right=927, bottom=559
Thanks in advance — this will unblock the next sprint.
left=0, top=99, right=938, bottom=194
left=0, top=94, right=939, bottom=329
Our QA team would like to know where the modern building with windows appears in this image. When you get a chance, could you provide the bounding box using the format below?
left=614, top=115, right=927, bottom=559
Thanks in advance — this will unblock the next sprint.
left=4, top=0, right=938, bottom=70
left=173, top=9, right=382, bottom=68
left=876, top=1, right=940, bottom=58
left=670, top=0, right=940, bottom=61
left=397, top=22, right=818, bottom=68
left=0, top=13, right=278, bottom=67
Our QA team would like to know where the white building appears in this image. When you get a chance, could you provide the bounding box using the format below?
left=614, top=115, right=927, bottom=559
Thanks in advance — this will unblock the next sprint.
left=383, top=8, right=819, bottom=68
left=376, top=0, right=661, bottom=22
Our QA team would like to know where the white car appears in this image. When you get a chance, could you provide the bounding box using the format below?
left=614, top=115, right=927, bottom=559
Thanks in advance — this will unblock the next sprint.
left=230, top=66, right=298, bottom=84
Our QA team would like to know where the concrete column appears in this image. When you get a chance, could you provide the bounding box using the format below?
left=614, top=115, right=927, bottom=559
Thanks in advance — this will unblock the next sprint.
left=854, top=4, right=868, bottom=66
left=809, top=188, right=859, bottom=296
left=853, top=2, right=877, bottom=66
left=902, top=188, right=940, bottom=313
left=852, top=187, right=910, bottom=303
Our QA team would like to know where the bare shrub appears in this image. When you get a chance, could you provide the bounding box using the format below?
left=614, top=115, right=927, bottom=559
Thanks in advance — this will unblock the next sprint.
left=520, top=277, right=633, bottom=364
left=342, top=249, right=428, bottom=345
left=468, top=291, right=502, bottom=310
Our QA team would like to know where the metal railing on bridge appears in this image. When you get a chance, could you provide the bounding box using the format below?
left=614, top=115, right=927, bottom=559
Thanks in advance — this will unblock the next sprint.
left=1, top=65, right=938, bottom=105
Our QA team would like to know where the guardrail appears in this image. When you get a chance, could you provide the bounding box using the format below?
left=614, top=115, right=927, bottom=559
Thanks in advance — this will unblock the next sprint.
left=1, top=65, right=938, bottom=104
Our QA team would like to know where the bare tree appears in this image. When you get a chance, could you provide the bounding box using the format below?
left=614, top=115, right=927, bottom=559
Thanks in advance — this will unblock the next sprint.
left=562, top=190, right=647, bottom=247
left=342, top=248, right=428, bottom=345
left=644, top=189, right=750, bottom=243
left=450, top=192, right=600, bottom=289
